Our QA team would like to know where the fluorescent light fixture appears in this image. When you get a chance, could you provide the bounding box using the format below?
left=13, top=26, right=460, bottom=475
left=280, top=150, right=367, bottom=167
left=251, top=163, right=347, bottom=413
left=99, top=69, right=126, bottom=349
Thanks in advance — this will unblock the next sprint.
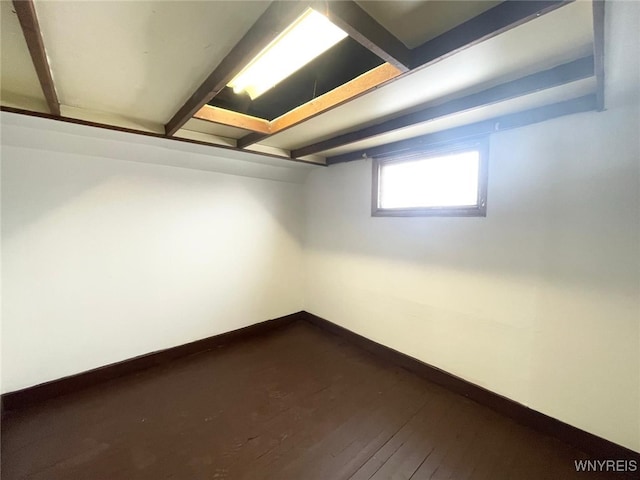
left=228, top=8, right=348, bottom=100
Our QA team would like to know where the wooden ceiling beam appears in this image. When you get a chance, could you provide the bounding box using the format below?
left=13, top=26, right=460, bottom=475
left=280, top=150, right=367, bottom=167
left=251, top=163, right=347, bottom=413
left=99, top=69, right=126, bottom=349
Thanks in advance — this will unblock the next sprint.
left=237, top=63, right=402, bottom=149
left=193, top=105, right=271, bottom=134
left=592, top=0, right=606, bottom=111
left=12, top=0, right=60, bottom=116
left=237, top=0, right=572, bottom=152
left=292, top=56, right=594, bottom=158
left=313, top=1, right=411, bottom=72
left=179, top=0, right=574, bottom=150
left=164, top=1, right=308, bottom=137
left=327, top=95, right=598, bottom=165
left=411, top=1, right=573, bottom=70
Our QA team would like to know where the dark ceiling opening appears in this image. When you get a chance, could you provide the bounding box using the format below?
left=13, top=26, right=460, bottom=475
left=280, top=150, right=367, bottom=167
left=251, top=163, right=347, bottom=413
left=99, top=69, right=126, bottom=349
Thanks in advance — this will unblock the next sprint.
left=207, top=37, right=384, bottom=121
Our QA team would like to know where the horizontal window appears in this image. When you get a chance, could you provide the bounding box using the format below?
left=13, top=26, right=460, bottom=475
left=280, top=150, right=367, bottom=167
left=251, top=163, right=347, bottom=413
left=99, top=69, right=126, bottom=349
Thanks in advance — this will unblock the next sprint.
left=372, top=138, right=488, bottom=217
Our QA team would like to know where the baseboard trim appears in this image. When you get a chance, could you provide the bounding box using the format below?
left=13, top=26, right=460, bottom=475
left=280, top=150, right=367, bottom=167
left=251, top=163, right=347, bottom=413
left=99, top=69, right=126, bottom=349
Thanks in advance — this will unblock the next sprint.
left=1, top=312, right=303, bottom=413
left=3, top=310, right=638, bottom=465
left=303, top=311, right=640, bottom=464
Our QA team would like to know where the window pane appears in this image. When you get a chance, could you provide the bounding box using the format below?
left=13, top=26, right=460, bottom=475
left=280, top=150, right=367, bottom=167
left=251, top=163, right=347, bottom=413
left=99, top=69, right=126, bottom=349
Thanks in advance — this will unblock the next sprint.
left=379, top=150, right=480, bottom=209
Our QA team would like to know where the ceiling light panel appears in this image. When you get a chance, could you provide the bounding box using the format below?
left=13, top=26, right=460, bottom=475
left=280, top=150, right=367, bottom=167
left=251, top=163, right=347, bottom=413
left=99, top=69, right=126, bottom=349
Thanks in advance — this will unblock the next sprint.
left=228, top=8, right=348, bottom=100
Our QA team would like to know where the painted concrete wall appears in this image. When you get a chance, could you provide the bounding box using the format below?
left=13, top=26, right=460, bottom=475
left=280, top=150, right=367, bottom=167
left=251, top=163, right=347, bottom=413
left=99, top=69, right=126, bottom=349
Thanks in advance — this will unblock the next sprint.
left=1, top=116, right=308, bottom=393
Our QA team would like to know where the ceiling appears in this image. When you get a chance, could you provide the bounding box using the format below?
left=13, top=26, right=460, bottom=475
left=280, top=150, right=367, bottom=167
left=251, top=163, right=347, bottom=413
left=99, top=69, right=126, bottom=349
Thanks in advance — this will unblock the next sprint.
left=1, top=0, right=47, bottom=110
left=355, top=0, right=503, bottom=48
left=207, top=37, right=384, bottom=121
left=1, top=0, right=601, bottom=166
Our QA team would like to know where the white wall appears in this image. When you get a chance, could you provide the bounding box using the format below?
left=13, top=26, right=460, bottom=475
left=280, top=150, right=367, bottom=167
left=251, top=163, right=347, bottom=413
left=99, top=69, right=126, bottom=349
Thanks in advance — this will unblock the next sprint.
left=304, top=1, right=639, bottom=451
left=1, top=116, right=308, bottom=393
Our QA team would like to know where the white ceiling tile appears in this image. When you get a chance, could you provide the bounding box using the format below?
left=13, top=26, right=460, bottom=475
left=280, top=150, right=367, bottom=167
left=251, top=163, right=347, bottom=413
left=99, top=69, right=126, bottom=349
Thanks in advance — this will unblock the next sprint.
left=356, top=0, right=502, bottom=48
left=34, top=1, right=270, bottom=124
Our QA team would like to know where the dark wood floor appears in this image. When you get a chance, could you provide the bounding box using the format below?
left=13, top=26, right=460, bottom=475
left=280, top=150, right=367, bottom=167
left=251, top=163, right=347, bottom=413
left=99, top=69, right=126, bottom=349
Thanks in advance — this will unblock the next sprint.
left=1, top=321, right=620, bottom=479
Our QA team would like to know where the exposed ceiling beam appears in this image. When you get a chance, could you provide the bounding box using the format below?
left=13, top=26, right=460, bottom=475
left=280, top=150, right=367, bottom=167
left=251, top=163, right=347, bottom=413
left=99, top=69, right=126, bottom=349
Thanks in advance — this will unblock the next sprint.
left=164, top=1, right=309, bottom=137
left=313, top=1, right=411, bottom=72
left=236, top=131, right=269, bottom=151
left=592, top=0, right=606, bottom=111
left=234, top=0, right=572, bottom=152
left=176, top=0, right=573, bottom=149
left=237, top=63, right=402, bottom=148
left=292, top=56, right=594, bottom=158
left=12, top=0, right=60, bottom=116
left=327, top=94, right=597, bottom=165
left=411, top=1, right=572, bottom=69
left=1, top=106, right=324, bottom=167
left=193, top=105, right=271, bottom=134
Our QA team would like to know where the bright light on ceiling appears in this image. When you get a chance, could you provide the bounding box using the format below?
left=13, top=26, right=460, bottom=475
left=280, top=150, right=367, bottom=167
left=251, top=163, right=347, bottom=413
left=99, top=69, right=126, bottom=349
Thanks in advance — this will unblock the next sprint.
left=227, top=8, right=348, bottom=100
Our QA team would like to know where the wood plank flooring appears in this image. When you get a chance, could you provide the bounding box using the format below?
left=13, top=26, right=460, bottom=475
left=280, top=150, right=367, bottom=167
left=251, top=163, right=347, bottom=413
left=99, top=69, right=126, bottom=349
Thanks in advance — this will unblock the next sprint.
left=1, top=321, right=621, bottom=479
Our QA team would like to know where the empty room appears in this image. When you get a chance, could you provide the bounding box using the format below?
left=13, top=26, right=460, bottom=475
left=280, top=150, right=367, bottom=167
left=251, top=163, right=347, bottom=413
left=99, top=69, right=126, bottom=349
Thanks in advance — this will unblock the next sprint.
left=1, top=0, right=639, bottom=478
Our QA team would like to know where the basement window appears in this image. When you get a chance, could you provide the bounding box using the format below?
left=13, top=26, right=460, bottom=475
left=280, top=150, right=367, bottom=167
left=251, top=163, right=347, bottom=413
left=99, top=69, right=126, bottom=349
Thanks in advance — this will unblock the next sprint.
left=372, top=138, right=488, bottom=217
